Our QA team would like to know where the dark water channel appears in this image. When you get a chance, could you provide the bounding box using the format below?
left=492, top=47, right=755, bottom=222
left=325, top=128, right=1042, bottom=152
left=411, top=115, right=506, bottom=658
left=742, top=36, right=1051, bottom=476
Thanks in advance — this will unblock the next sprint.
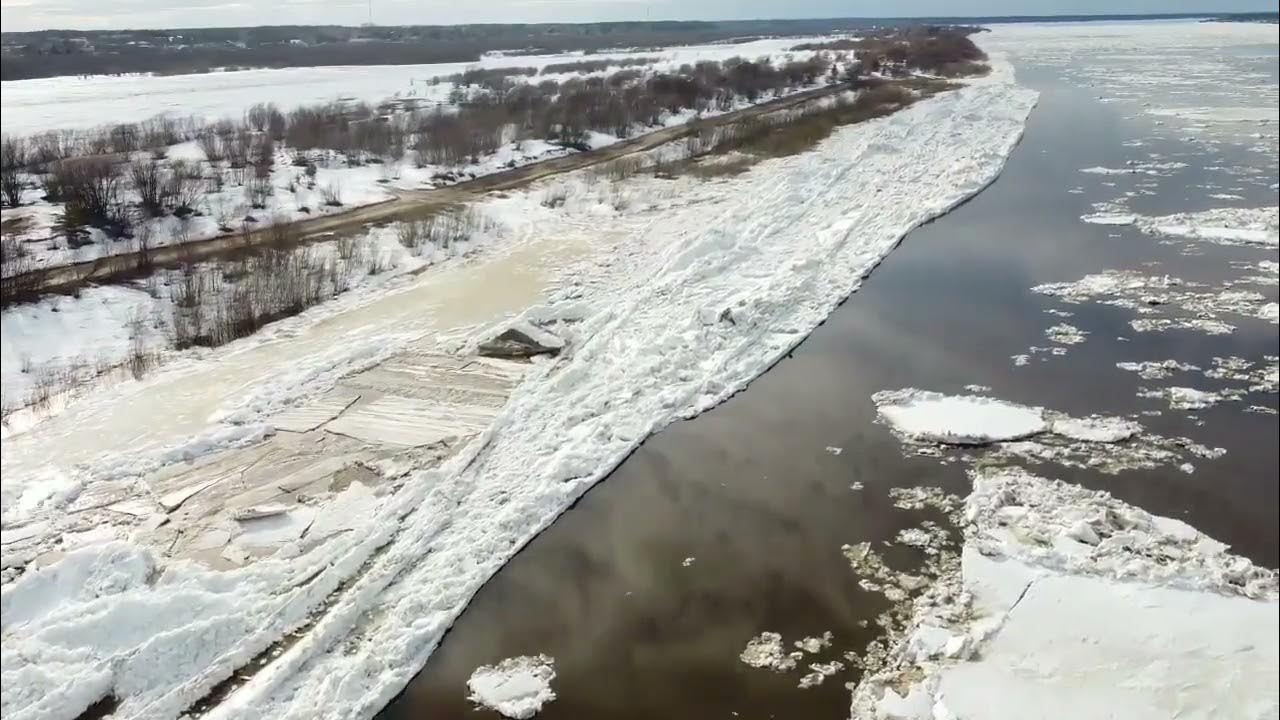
left=379, top=61, right=1279, bottom=720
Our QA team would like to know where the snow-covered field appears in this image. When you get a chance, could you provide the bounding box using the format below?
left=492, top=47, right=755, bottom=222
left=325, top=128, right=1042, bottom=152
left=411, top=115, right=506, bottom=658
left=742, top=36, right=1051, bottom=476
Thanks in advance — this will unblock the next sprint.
left=0, top=49, right=1036, bottom=720
left=0, top=36, right=840, bottom=136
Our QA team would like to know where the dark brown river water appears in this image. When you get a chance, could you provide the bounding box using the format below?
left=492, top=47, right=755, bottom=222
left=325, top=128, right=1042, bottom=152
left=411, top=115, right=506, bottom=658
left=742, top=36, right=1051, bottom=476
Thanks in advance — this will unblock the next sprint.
left=378, top=57, right=1279, bottom=720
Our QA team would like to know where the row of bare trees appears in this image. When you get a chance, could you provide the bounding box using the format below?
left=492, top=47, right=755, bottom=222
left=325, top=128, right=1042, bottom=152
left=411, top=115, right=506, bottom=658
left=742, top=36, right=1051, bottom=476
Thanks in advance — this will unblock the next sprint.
left=793, top=28, right=988, bottom=77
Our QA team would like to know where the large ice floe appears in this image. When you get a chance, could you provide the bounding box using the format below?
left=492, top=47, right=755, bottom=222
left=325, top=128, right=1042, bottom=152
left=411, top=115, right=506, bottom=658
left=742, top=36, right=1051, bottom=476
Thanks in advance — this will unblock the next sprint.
left=0, top=56, right=1039, bottom=720
left=849, top=465, right=1278, bottom=720
left=872, top=389, right=1047, bottom=445
left=873, top=388, right=1225, bottom=475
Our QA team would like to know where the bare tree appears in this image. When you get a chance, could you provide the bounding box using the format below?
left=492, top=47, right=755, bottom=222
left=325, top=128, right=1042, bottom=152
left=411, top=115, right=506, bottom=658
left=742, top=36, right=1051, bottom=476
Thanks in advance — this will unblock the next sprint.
left=1, top=136, right=26, bottom=208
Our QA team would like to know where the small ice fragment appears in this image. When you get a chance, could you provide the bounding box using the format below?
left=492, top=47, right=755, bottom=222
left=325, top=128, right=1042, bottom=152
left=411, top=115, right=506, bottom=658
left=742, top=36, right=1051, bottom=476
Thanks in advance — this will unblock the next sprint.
left=466, top=655, right=557, bottom=719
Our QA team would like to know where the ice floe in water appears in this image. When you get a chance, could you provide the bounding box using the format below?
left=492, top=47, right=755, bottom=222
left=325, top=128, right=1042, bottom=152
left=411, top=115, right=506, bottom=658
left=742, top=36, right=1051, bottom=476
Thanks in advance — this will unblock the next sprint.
left=1138, top=385, right=1235, bottom=410
left=1045, top=323, right=1088, bottom=345
left=466, top=655, right=557, bottom=719
left=875, top=389, right=1227, bottom=474
left=1048, top=415, right=1142, bottom=443
left=967, top=466, right=1277, bottom=598
left=798, top=660, right=845, bottom=689
left=794, top=631, right=834, bottom=654
left=1035, top=269, right=1276, bottom=334
left=872, top=389, right=1047, bottom=445
left=740, top=632, right=803, bottom=672
left=1136, top=206, right=1279, bottom=248
left=1083, top=206, right=1278, bottom=248
left=875, top=390, right=1149, bottom=447
left=1116, top=359, right=1201, bottom=380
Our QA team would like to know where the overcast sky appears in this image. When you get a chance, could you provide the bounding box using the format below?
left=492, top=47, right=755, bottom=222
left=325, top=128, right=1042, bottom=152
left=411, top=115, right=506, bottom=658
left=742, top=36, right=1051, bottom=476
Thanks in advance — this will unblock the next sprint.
left=0, top=0, right=1271, bottom=33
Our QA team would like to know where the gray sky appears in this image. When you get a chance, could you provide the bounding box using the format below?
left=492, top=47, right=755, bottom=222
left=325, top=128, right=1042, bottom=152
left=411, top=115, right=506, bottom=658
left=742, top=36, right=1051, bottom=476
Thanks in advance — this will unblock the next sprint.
left=0, top=0, right=1272, bottom=33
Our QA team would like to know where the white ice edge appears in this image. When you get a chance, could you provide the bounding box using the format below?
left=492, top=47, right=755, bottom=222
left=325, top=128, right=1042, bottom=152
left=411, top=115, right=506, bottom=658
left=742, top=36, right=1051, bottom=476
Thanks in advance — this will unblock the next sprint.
left=1, top=56, right=1038, bottom=720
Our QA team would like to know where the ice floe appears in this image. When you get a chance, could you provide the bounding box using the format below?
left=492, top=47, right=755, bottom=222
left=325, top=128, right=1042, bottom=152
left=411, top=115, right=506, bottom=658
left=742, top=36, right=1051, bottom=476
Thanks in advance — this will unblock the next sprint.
left=466, top=655, right=557, bottom=719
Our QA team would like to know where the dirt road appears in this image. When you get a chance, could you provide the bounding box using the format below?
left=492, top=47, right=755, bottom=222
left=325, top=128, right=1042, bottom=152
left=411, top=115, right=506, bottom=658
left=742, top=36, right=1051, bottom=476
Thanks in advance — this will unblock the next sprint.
left=13, top=83, right=848, bottom=296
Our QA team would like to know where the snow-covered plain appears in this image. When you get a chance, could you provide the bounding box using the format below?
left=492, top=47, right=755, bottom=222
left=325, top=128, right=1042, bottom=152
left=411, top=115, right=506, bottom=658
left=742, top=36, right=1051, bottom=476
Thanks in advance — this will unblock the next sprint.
left=0, top=53, right=1037, bottom=720
left=0, top=36, right=840, bottom=137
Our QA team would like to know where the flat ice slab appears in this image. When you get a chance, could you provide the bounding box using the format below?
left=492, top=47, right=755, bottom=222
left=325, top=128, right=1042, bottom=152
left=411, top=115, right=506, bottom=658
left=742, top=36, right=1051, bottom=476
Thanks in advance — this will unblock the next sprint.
left=466, top=655, right=557, bottom=719
left=874, top=389, right=1047, bottom=445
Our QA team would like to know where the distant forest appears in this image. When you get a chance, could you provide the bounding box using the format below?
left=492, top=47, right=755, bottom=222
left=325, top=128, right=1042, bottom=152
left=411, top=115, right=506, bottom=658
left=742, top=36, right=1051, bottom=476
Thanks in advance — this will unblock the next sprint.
left=2, top=13, right=1274, bottom=81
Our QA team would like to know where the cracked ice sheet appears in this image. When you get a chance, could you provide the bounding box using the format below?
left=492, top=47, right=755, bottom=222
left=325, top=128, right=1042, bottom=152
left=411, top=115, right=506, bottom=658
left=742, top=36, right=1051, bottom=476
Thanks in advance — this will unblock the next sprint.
left=1, top=57, right=1039, bottom=720
left=935, top=550, right=1279, bottom=720
left=853, top=467, right=1279, bottom=720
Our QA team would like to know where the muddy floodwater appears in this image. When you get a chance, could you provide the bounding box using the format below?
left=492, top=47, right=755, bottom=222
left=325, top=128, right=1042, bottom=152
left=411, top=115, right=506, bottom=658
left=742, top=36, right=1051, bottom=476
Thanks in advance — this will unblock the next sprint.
left=379, top=46, right=1278, bottom=720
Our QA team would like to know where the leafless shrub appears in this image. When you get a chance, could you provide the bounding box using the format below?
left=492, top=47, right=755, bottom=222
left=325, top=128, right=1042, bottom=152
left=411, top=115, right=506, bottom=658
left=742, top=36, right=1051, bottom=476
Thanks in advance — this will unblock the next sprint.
left=0, top=168, right=22, bottom=208
left=209, top=196, right=234, bottom=232
left=541, top=56, right=660, bottom=74
left=452, top=65, right=538, bottom=91
left=420, top=210, right=474, bottom=250
left=245, top=175, right=273, bottom=209
left=130, top=158, right=168, bottom=217
left=133, top=221, right=154, bottom=272
left=540, top=184, right=568, bottom=208
left=246, top=102, right=284, bottom=134
left=167, top=160, right=205, bottom=214
left=225, top=130, right=252, bottom=169
left=335, top=234, right=358, bottom=260
left=1, top=136, right=26, bottom=208
left=265, top=215, right=297, bottom=249
left=54, top=158, right=131, bottom=239
left=1, top=233, right=38, bottom=304
left=171, top=245, right=345, bottom=348
left=198, top=132, right=225, bottom=163
left=395, top=219, right=423, bottom=249
left=253, top=134, right=275, bottom=171
left=125, top=308, right=155, bottom=379
left=320, top=181, right=343, bottom=207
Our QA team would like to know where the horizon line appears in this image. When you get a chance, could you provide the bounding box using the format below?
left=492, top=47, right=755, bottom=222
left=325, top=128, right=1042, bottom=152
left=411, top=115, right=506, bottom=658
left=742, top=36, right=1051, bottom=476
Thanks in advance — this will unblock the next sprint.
left=3, top=9, right=1276, bottom=36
